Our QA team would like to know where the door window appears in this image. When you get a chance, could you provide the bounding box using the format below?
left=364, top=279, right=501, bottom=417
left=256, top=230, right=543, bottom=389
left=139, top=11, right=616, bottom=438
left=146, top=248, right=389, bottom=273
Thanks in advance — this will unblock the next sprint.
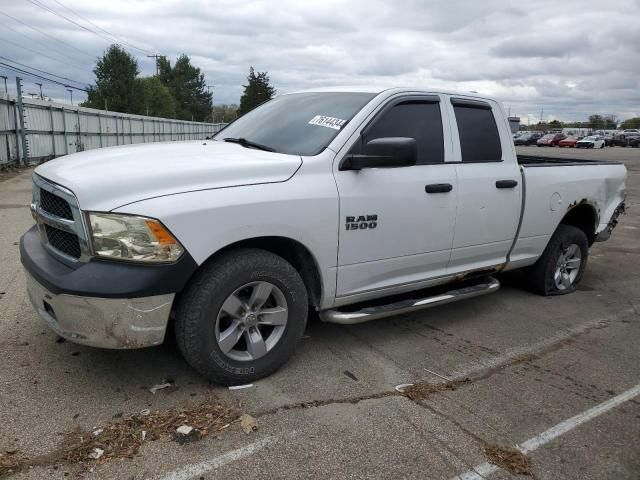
left=356, top=100, right=445, bottom=164
left=452, top=101, right=502, bottom=162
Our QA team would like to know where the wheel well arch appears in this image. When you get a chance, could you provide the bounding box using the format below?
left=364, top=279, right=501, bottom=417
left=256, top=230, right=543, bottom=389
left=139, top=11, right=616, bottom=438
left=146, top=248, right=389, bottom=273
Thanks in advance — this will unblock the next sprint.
left=205, top=236, right=323, bottom=308
left=559, top=203, right=599, bottom=245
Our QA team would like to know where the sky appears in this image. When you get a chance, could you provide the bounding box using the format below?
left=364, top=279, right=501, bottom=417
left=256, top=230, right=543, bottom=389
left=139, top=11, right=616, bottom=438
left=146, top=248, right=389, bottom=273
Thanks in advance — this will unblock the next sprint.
left=1, top=0, right=639, bottom=123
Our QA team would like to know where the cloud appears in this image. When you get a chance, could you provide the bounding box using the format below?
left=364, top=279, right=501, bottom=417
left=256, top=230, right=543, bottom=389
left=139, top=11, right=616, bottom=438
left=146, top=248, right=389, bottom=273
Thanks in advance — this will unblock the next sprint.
left=0, top=0, right=638, bottom=121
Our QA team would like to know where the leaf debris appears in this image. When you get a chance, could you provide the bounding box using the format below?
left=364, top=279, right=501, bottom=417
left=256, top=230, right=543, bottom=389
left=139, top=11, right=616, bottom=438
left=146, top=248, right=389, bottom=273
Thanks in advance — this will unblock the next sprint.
left=484, top=444, right=533, bottom=476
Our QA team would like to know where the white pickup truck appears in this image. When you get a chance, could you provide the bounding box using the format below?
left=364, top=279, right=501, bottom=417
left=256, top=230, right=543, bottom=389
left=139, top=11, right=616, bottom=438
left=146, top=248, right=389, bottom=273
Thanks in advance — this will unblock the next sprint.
left=21, top=87, right=626, bottom=385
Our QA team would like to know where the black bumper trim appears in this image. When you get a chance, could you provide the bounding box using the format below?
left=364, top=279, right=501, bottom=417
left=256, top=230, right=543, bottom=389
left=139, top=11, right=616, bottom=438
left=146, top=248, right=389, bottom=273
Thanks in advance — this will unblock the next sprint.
left=20, top=225, right=198, bottom=298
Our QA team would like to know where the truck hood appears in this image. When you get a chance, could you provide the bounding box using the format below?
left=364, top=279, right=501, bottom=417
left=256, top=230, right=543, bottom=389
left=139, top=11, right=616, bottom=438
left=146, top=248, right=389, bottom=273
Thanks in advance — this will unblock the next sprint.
left=35, top=140, right=302, bottom=211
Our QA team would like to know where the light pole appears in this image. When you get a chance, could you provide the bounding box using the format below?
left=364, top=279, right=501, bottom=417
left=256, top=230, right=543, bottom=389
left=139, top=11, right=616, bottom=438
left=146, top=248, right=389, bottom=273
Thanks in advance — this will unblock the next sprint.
left=35, top=82, right=43, bottom=100
left=66, top=88, right=73, bottom=105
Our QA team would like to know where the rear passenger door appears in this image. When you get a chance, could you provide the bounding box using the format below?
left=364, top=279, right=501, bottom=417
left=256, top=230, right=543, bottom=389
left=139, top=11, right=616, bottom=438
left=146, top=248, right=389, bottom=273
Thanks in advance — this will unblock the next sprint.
left=334, top=95, right=458, bottom=299
left=446, top=97, right=522, bottom=273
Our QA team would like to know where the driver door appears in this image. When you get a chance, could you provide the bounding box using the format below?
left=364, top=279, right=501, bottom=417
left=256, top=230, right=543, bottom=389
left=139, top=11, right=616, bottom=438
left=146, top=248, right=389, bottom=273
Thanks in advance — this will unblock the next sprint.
left=333, top=95, right=458, bottom=300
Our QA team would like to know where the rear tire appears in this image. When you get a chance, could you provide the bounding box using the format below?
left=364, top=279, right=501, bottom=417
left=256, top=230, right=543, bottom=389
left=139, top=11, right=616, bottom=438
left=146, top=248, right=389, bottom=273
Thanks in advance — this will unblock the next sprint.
left=526, top=225, right=588, bottom=296
left=174, top=248, right=308, bottom=385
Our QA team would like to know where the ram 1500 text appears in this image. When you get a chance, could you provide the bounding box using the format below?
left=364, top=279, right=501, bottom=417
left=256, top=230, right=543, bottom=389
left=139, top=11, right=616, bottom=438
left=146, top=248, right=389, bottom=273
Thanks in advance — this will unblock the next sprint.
left=21, top=88, right=626, bottom=384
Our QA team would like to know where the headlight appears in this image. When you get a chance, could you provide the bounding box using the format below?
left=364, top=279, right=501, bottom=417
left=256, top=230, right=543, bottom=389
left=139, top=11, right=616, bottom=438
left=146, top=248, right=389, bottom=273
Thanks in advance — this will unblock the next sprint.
left=88, top=213, right=184, bottom=263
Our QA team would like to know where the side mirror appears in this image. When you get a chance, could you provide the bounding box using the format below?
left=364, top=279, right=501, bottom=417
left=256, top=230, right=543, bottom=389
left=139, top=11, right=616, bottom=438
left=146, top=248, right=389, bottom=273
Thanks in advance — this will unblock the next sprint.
left=341, top=137, right=417, bottom=171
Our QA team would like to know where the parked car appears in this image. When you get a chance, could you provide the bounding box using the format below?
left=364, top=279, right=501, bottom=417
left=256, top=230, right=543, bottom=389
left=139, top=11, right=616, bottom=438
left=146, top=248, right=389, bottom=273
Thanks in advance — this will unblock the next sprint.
left=514, top=133, right=542, bottom=146
left=537, top=133, right=566, bottom=146
left=577, top=135, right=605, bottom=148
left=603, top=133, right=614, bottom=146
left=558, top=136, right=582, bottom=148
left=613, top=131, right=640, bottom=147
left=21, top=87, right=627, bottom=385
left=629, top=137, right=640, bottom=148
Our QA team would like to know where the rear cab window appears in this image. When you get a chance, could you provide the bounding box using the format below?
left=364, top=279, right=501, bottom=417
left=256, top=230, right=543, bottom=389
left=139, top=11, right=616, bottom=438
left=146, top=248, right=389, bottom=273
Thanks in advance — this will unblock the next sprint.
left=451, top=98, right=502, bottom=162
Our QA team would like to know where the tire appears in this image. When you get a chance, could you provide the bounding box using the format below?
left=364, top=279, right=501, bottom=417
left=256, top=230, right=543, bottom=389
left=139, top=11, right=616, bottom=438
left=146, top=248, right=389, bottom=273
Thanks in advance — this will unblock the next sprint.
left=526, top=225, right=588, bottom=296
left=174, top=248, right=308, bottom=385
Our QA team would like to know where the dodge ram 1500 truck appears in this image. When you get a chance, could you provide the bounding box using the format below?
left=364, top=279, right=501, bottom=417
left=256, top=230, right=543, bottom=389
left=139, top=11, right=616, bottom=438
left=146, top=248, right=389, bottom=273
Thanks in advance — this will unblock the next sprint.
left=21, top=87, right=626, bottom=385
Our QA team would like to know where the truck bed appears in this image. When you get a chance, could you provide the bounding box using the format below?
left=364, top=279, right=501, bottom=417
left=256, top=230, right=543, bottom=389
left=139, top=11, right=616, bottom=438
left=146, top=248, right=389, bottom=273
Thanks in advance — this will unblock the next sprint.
left=517, top=155, right=622, bottom=167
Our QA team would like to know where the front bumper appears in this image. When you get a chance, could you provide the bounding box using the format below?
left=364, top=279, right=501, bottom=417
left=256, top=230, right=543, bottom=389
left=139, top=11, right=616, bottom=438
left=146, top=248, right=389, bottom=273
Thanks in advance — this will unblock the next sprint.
left=26, top=272, right=174, bottom=348
left=21, top=224, right=198, bottom=349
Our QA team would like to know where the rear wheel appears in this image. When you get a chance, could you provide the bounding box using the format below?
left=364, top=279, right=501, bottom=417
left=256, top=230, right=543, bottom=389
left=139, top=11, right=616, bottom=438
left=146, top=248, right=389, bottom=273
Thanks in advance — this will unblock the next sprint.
left=174, top=248, right=308, bottom=385
left=527, top=225, right=588, bottom=295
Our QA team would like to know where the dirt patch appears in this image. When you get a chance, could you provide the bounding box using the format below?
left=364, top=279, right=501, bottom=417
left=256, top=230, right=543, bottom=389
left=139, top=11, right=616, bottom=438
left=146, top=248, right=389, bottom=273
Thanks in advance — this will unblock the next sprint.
left=0, top=450, right=25, bottom=477
left=484, top=444, right=533, bottom=476
left=403, top=378, right=471, bottom=401
left=33, top=402, right=237, bottom=470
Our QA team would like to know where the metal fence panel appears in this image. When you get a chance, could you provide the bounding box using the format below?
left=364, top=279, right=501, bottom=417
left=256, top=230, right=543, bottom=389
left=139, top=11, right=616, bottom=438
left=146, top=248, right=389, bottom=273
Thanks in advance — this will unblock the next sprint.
left=0, top=95, right=226, bottom=167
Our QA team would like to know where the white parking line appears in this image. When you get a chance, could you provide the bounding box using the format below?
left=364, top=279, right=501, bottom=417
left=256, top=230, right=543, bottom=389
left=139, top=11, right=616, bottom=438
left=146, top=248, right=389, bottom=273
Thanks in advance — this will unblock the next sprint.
left=445, top=311, right=634, bottom=382
left=156, top=436, right=275, bottom=480
left=449, top=383, right=640, bottom=480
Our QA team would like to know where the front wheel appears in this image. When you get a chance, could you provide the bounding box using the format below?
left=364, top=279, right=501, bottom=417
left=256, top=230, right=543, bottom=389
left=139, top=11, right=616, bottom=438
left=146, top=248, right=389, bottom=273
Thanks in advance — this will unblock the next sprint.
left=527, top=225, right=588, bottom=295
left=174, top=248, right=308, bottom=385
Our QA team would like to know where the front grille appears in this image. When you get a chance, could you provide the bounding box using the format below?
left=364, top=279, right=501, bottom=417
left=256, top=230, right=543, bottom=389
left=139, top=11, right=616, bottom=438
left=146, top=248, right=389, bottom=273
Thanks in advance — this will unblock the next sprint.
left=44, top=224, right=81, bottom=259
left=40, top=188, right=73, bottom=220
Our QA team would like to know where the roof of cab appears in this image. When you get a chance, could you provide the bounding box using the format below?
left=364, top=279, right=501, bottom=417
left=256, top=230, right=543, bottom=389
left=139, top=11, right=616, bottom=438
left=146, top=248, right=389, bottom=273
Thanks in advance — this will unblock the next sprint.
left=284, top=86, right=496, bottom=102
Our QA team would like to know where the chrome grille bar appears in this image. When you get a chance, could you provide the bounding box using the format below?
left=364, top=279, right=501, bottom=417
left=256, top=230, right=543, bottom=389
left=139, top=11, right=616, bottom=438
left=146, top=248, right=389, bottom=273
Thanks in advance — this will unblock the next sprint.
left=32, top=174, right=91, bottom=265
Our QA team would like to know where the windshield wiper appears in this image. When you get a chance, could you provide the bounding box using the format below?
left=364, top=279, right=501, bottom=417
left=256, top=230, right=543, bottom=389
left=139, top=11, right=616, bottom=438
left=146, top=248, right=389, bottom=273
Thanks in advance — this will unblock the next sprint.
left=223, top=137, right=274, bottom=152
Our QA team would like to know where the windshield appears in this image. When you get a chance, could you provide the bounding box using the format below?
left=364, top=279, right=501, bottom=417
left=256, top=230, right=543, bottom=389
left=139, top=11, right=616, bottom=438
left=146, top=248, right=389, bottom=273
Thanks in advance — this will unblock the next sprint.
left=214, top=92, right=376, bottom=156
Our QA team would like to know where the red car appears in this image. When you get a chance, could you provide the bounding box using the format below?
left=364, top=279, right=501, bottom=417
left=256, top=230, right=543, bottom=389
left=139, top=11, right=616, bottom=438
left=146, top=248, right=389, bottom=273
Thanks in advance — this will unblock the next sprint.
left=537, top=133, right=566, bottom=146
left=558, top=136, right=583, bottom=147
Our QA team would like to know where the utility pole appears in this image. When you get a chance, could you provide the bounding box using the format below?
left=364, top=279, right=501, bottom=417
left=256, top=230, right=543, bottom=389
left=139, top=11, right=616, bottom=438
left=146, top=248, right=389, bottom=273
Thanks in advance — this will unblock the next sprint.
left=207, top=84, right=214, bottom=122
left=539, top=107, right=544, bottom=131
left=0, top=75, right=7, bottom=95
left=16, top=77, right=29, bottom=165
left=147, top=55, right=163, bottom=76
left=35, top=82, right=43, bottom=100
left=66, top=88, right=73, bottom=105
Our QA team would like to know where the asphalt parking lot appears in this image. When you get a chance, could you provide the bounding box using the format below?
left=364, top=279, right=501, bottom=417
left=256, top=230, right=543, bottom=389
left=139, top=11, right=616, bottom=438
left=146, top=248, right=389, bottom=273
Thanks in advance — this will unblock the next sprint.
left=1, top=146, right=639, bottom=479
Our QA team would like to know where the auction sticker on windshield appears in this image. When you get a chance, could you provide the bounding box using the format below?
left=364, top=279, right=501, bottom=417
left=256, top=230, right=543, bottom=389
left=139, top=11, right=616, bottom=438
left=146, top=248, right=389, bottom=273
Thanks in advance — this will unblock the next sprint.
left=308, top=115, right=347, bottom=130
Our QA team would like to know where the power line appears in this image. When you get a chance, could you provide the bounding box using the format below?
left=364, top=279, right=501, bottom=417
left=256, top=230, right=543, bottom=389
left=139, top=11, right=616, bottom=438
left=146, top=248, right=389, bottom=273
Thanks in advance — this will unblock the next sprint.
left=0, top=11, right=95, bottom=60
left=24, top=0, right=154, bottom=55
left=0, top=61, right=88, bottom=92
left=0, top=34, right=90, bottom=73
left=50, top=0, right=143, bottom=47
left=0, top=56, right=86, bottom=88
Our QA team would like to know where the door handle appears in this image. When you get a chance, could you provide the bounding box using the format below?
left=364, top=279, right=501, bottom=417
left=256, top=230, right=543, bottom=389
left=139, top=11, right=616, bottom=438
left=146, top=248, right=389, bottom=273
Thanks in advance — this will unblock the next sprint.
left=496, top=180, right=518, bottom=189
left=425, top=183, right=453, bottom=193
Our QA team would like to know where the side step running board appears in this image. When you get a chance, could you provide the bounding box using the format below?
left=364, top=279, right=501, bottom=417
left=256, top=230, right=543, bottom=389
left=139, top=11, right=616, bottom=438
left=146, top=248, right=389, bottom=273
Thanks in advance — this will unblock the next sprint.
left=320, top=277, right=500, bottom=325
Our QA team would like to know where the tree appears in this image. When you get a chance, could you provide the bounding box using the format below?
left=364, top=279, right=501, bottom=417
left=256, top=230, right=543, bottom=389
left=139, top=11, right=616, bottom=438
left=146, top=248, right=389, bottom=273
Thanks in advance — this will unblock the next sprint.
left=603, top=115, right=617, bottom=129
left=588, top=114, right=604, bottom=129
left=620, top=117, right=640, bottom=129
left=133, top=77, right=175, bottom=118
left=157, top=54, right=212, bottom=121
left=238, top=67, right=275, bottom=116
left=81, top=45, right=139, bottom=113
left=211, top=104, right=239, bottom=123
